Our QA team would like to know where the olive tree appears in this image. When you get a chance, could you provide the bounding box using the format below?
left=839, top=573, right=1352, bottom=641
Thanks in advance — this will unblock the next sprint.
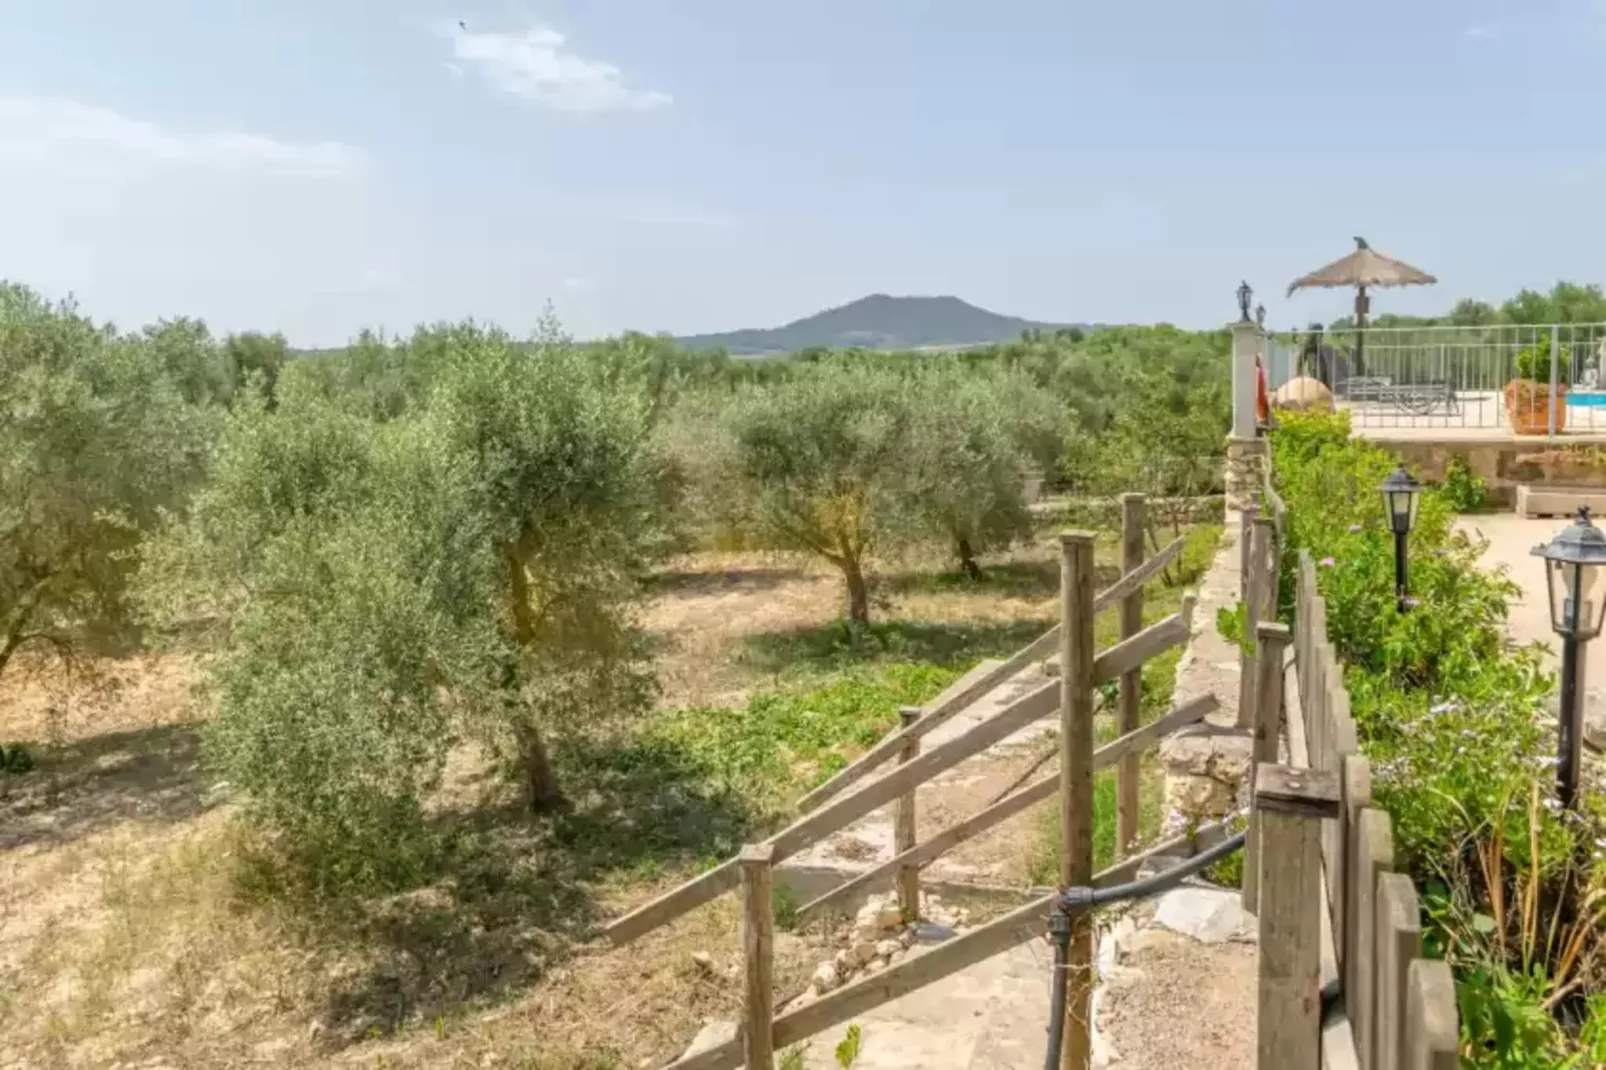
left=0, top=284, right=214, bottom=684
left=906, top=363, right=1067, bottom=577
left=142, top=323, right=663, bottom=885
left=723, top=362, right=919, bottom=622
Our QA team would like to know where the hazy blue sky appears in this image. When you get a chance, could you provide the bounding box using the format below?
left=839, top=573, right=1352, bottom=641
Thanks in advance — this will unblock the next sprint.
left=0, top=0, right=1602, bottom=345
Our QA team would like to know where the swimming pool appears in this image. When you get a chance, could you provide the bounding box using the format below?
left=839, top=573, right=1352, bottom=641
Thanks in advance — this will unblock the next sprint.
left=1571, top=392, right=1606, bottom=407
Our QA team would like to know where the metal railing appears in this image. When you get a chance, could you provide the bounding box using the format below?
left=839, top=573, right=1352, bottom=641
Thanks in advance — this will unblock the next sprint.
left=1265, top=322, right=1606, bottom=434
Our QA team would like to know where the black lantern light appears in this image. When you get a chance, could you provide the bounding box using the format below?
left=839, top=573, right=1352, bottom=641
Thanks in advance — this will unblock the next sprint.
left=1379, top=465, right=1422, bottom=613
left=1533, top=506, right=1606, bottom=809
left=1237, top=280, right=1253, bottom=323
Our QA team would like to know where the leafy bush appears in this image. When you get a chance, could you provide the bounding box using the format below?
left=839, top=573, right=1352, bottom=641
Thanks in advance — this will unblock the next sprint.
left=1440, top=455, right=1488, bottom=512
left=1271, top=409, right=1606, bottom=1054
left=0, top=284, right=217, bottom=684
left=1514, top=334, right=1572, bottom=384
left=142, top=322, right=665, bottom=890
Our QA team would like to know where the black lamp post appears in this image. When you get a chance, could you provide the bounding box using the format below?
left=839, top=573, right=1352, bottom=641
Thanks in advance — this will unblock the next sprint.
left=1533, top=506, right=1606, bottom=810
left=1379, top=465, right=1422, bottom=613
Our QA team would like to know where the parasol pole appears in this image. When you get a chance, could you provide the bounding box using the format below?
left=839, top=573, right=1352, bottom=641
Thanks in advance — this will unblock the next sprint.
left=1354, top=283, right=1369, bottom=377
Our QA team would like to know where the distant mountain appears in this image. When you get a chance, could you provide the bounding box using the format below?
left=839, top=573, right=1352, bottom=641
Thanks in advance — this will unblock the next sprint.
left=675, top=294, right=1080, bottom=355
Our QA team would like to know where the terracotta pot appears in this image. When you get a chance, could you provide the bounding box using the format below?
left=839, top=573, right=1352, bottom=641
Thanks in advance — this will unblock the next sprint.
left=1504, top=380, right=1568, bottom=435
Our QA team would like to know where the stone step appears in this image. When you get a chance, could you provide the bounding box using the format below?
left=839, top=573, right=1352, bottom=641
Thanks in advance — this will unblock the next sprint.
left=1515, top=484, right=1606, bottom=519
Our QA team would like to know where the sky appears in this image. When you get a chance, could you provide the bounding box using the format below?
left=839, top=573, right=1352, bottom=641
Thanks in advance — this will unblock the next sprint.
left=0, top=0, right=1603, bottom=347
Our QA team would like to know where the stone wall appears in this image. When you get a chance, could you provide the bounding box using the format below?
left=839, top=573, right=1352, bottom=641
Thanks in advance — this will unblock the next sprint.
left=1372, top=435, right=1606, bottom=508
left=1224, top=436, right=1267, bottom=517
left=1159, top=523, right=1253, bottom=827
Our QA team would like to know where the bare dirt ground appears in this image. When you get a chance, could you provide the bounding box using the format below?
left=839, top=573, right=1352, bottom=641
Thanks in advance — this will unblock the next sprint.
left=0, top=543, right=1092, bottom=1070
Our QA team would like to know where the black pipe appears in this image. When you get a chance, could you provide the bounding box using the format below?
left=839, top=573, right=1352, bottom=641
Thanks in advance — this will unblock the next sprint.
left=1042, top=830, right=1247, bottom=1069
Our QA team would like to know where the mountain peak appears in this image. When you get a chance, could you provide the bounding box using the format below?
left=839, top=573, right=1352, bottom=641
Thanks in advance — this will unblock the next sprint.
left=676, top=294, right=1072, bottom=355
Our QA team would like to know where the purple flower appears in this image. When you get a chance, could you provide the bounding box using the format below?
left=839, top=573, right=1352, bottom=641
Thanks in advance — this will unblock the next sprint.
left=1319, top=556, right=1336, bottom=568
left=1347, top=523, right=1363, bottom=533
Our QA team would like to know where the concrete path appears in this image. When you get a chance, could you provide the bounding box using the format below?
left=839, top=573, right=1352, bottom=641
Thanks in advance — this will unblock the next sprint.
left=1456, top=512, right=1606, bottom=750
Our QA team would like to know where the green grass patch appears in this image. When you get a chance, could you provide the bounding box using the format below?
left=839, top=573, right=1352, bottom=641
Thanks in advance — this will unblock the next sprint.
left=646, top=661, right=960, bottom=808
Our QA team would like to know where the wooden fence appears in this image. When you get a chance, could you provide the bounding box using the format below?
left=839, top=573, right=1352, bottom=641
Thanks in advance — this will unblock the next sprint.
left=1239, top=469, right=1461, bottom=1070
left=614, top=495, right=1226, bottom=1070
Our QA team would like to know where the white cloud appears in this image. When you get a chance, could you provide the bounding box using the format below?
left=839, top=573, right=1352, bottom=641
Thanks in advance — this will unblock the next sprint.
left=440, top=23, right=670, bottom=114
left=1463, top=23, right=1500, bottom=39
left=0, top=96, right=390, bottom=344
left=0, top=96, right=364, bottom=177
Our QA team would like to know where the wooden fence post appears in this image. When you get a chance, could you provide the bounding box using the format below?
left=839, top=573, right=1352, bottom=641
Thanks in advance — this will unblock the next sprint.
left=1255, top=515, right=1280, bottom=620
left=1240, top=503, right=1260, bottom=604
left=1117, top=493, right=1146, bottom=859
left=1375, top=872, right=1423, bottom=1070
left=1351, top=808, right=1395, bottom=1070
left=739, top=844, right=775, bottom=1070
left=1059, top=531, right=1097, bottom=1070
left=1241, top=621, right=1290, bottom=913
left=1254, top=763, right=1340, bottom=1070
left=1238, top=519, right=1268, bottom=729
left=1405, top=960, right=1459, bottom=1070
left=895, top=706, right=922, bottom=922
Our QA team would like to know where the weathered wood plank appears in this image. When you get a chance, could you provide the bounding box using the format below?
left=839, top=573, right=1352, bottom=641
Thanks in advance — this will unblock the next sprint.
left=1256, top=763, right=1341, bottom=819
left=1243, top=621, right=1291, bottom=913
left=663, top=826, right=1232, bottom=1070
left=795, top=656, right=1010, bottom=813
left=603, top=676, right=1059, bottom=945
left=797, top=535, right=1186, bottom=814
left=1091, top=604, right=1192, bottom=685
left=894, top=707, right=920, bottom=922
left=1059, top=532, right=1096, bottom=1070
left=1340, top=755, right=1373, bottom=1023
left=739, top=845, right=774, bottom=1070
left=793, top=695, right=1217, bottom=924
left=1117, top=492, right=1146, bottom=859
left=1257, top=762, right=1329, bottom=1070
left=1375, top=872, right=1422, bottom=1070
left=1239, top=519, right=1268, bottom=728
left=1405, top=960, right=1459, bottom=1070
left=1351, top=808, right=1396, bottom=1070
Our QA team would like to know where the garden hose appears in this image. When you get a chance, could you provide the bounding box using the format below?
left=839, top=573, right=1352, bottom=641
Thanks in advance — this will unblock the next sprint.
left=1041, top=830, right=1247, bottom=1070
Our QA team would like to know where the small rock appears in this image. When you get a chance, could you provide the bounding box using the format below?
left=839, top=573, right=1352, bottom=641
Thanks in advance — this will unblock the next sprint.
left=812, top=961, right=842, bottom=993
left=863, top=957, right=885, bottom=975
left=898, top=926, right=917, bottom=948
left=875, top=904, right=904, bottom=930
left=682, top=1020, right=738, bottom=1059
left=852, top=940, right=877, bottom=966
left=874, top=938, right=901, bottom=959
left=1153, top=887, right=1256, bottom=944
left=913, top=921, right=958, bottom=943
left=690, top=951, right=716, bottom=973
left=834, top=949, right=855, bottom=971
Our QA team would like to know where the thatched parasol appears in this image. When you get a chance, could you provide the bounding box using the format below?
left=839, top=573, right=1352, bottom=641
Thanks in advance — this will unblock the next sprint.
left=1286, top=237, right=1437, bottom=377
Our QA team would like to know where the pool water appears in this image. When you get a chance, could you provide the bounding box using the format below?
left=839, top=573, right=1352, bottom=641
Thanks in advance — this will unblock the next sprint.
left=1571, top=392, right=1606, bottom=407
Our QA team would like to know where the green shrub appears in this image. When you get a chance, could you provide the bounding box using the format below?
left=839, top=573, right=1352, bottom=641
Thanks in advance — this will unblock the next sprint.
left=1514, top=334, right=1572, bottom=384
left=1440, top=456, right=1487, bottom=513
left=142, top=323, right=665, bottom=892
left=1271, top=409, right=1606, bottom=1057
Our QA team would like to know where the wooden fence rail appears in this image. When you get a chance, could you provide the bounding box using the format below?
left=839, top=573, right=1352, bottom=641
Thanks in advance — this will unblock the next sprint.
left=606, top=511, right=1187, bottom=949
left=1240, top=461, right=1460, bottom=1070
left=623, top=496, right=1221, bottom=1070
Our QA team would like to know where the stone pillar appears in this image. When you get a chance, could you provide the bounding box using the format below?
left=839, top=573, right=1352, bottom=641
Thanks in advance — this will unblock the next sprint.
left=1225, top=436, right=1268, bottom=518
left=1231, top=320, right=1260, bottom=440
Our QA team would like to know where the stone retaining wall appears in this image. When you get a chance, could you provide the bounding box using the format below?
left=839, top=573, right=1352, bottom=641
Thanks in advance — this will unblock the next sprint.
left=1160, top=523, right=1253, bottom=827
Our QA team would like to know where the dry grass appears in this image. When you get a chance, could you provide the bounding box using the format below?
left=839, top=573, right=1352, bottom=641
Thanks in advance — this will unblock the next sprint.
left=0, top=528, right=1212, bottom=1069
